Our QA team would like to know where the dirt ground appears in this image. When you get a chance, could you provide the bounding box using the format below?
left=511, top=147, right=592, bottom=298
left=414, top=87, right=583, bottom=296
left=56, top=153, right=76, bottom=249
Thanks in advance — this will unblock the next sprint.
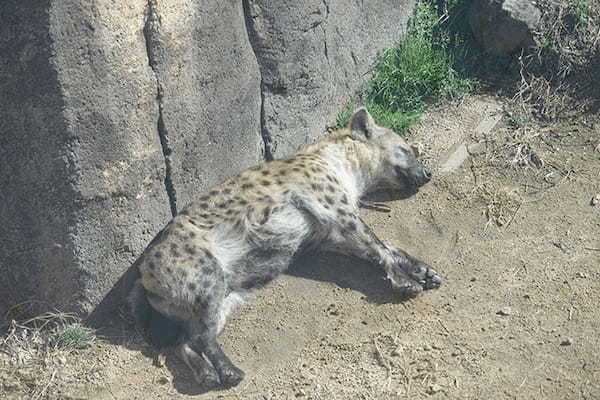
left=2, top=95, right=599, bottom=400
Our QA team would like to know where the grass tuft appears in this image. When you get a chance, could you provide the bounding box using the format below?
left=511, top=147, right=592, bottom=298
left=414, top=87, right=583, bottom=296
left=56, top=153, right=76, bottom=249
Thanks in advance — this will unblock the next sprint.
left=336, top=1, right=476, bottom=132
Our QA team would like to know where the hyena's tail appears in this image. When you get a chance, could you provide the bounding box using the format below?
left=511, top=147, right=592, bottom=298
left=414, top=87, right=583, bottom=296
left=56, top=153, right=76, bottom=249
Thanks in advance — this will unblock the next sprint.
left=128, top=279, right=183, bottom=348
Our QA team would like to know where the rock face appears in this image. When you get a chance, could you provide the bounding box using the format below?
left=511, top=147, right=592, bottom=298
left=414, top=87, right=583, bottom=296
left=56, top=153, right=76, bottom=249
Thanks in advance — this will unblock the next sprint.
left=0, top=0, right=415, bottom=319
left=469, top=0, right=542, bottom=55
left=245, top=0, right=415, bottom=158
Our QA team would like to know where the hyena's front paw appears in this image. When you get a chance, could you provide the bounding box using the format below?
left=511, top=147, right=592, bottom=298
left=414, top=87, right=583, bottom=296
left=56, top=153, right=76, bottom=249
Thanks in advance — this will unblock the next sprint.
left=406, top=262, right=442, bottom=290
left=387, top=248, right=442, bottom=293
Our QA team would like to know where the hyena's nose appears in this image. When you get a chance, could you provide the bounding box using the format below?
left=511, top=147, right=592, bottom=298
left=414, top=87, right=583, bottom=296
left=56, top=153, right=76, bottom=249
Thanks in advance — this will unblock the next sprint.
left=421, top=166, right=432, bottom=184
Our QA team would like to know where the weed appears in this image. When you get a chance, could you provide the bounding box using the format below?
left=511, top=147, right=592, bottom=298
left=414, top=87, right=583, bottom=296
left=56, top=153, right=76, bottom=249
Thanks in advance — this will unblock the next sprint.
left=568, top=0, right=594, bottom=26
left=336, top=1, right=476, bottom=133
left=57, top=323, right=94, bottom=349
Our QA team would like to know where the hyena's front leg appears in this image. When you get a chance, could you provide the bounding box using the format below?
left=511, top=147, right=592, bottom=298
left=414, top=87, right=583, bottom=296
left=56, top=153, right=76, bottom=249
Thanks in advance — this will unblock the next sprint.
left=326, top=215, right=441, bottom=297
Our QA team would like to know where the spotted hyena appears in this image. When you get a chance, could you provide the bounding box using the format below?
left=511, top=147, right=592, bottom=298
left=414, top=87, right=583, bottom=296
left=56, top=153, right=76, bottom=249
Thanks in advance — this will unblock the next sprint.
left=128, top=108, right=441, bottom=388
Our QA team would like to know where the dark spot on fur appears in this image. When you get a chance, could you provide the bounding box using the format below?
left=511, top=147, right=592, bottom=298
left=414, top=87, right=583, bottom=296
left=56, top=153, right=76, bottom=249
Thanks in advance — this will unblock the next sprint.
left=188, top=283, right=197, bottom=291
left=260, top=207, right=271, bottom=225
left=166, top=267, right=173, bottom=274
left=199, top=202, right=209, bottom=209
left=147, top=261, right=155, bottom=270
left=337, top=208, right=347, bottom=216
left=225, top=209, right=235, bottom=216
left=277, top=170, right=287, bottom=177
left=223, top=188, right=232, bottom=195
left=205, top=250, right=215, bottom=261
left=189, top=219, right=199, bottom=226
left=303, top=171, right=311, bottom=179
left=209, top=190, right=219, bottom=196
left=346, top=220, right=357, bottom=231
left=261, top=170, right=270, bottom=176
left=154, top=251, right=162, bottom=259
left=199, top=195, right=209, bottom=201
left=310, top=167, right=320, bottom=173
left=283, top=190, right=290, bottom=196
left=276, top=180, right=283, bottom=185
left=217, top=203, right=227, bottom=209
left=292, top=167, right=301, bottom=172
left=242, top=183, right=254, bottom=190
left=185, top=245, right=197, bottom=255
left=180, top=209, right=190, bottom=215
left=311, top=183, right=323, bottom=191
left=180, top=270, right=188, bottom=278
left=341, top=194, right=349, bottom=205
left=327, top=184, right=336, bottom=192
left=238, top=199, right=248, bottom=206
left=175, top=222, right=184, bottom=228
left=261, top=180, right=271, bottom=186
left=189, top=232, right=196, bottom=239
left=284, top=159, right=294, bottom=164
left=202, top=280, right=211, bottom=289
left=324, top=195, right=334, bottom=205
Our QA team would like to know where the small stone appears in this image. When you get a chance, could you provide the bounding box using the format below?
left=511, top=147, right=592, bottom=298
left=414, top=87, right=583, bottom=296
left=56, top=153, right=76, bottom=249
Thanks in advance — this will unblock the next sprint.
left=560, top=338, right=573, bottom=346
left=497, top=307, right=512, bottom=316
left=157, top=376, right=170, bottom=385
left=467, top=142, right=486, bottom=155
left=422, top=344, right=432, bottom=351
left=429, top=383, right=442, bottom=394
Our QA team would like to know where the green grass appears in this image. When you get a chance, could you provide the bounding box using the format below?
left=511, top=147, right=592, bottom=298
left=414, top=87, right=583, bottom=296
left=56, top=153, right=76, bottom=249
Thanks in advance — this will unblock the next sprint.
left=57, top=323, right=94, bottom=349
left=569, top=0, right=594, bottom=26
left=336, top=1, right=475, bottom=132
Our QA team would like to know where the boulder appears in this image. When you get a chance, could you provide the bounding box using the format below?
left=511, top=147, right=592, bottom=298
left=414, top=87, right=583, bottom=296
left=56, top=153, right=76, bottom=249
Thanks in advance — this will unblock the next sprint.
left=0, top=0, right=416, bottom=320
left=469, top=0, right=541, bottom=55
left=0, top=0, right=170, bottom=317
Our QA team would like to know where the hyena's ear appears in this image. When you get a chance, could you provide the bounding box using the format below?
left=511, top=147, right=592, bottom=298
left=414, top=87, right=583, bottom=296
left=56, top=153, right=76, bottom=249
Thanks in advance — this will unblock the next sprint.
left=410, top=142, right=423, bottom=157
left=349, top=107, right=378, bottom=140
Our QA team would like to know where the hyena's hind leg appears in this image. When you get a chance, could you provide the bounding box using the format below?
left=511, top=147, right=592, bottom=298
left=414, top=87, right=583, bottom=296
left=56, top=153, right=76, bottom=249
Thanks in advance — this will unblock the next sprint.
left=178, top=342, right=220, bottom=388
left=183, top=266, right=245, bottom=387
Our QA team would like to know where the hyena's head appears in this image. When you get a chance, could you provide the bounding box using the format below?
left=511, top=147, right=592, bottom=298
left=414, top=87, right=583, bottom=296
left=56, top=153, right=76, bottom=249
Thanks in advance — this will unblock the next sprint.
left=349, top=107, right=432, bottom=198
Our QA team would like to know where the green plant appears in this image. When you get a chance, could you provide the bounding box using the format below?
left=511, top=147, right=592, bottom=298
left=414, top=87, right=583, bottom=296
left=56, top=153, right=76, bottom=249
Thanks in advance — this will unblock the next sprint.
left=57, top=323, right=94, bottom=349
left=336, top=1, right=476, bottom=133
left=569, top=0, right=593, bottom=26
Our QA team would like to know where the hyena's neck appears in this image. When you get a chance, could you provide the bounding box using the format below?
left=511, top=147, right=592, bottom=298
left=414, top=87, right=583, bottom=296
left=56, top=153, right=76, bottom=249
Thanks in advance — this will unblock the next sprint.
left=320, top=138, right=384, bottom=203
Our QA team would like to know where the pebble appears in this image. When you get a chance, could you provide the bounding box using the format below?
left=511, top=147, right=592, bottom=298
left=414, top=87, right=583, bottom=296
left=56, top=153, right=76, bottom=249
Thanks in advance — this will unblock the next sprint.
left=497, top=307, right=512, bottom=316
left=429, top=383, right=442, bottom=394
left=560, top=338, right=574, bottom=346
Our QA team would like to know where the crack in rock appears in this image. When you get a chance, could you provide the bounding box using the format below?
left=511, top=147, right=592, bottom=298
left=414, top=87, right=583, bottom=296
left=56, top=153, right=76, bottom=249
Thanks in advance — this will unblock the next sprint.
left=143, top=0, right=178, bottom=216
left=242, top=0, right=274, bottom=161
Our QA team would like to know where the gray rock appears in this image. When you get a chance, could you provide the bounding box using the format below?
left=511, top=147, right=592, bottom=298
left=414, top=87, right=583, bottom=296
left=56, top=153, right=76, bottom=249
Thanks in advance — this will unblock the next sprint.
left=0, top=0, right=417, bottom=319
left=148, top=0, right=264, bottom=209
left=0, top=0, right=170, bottom=317
left=469, top=0, right=541, bottom=55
